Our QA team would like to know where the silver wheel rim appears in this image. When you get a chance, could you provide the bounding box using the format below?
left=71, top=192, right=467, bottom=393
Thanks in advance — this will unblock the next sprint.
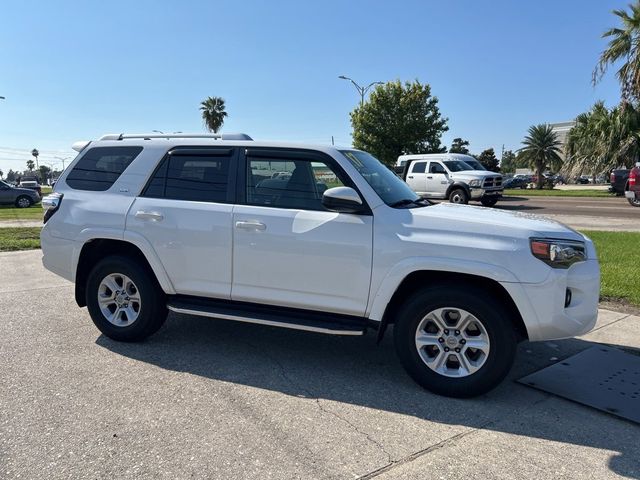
left=415, top=307, right=491, bottom=378
left=17, top=197, right=30, bottom=208
left=97, top=273, right=141, bottom=327
left=450, top=192, right=464, bottom=204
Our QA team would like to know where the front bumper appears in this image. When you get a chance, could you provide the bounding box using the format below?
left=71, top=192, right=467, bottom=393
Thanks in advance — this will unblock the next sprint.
left=500, top=259, right=600, bottom=341
left=470, top=188, right=503, bottom=200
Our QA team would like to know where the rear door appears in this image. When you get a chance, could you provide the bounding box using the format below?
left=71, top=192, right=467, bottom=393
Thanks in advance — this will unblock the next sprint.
left=231, top=148, right=373, bottom=316
left=126, top=147, right=237, bottom=298
left=405, top=161, right=428, bottom=194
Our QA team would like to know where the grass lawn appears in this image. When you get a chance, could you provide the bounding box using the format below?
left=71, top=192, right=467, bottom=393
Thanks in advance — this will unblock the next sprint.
left=583, top=230, right=640, bottom=306
left=0, top=227, right=41, bottom=252
left=504, top=188, right=612, bottom=197
left=0, top=204, right=43, bottom=221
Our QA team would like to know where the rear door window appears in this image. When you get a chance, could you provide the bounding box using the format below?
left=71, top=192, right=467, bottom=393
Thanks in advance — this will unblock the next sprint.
left=66, top=146, right=143, bottom=191
left=411, top=162, right=427, bottom=173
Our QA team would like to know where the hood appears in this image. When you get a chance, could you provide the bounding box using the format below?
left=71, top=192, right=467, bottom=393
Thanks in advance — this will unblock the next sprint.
left=411, top=202, right=583, bottom=241
left=450, top=171, right=500, bottom=181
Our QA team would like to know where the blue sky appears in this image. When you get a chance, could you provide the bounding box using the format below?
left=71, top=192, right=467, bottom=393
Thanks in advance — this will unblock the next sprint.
left=0, top=0, right=628, bottom=173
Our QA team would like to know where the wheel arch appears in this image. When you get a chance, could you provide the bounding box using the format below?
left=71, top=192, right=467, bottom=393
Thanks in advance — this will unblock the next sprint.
left=75, top=238, right=174, bottom=307
left=375, top=270, right=528, bottom=343
left=445, top=182, right=471, bottom=199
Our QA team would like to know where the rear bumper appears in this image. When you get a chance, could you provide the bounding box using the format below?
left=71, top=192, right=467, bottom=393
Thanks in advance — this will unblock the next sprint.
left=500, top=259, right=600, bottom=341
left=40, top=227, right=75, bottom=282
left=625, top=190, right=637, bottom=199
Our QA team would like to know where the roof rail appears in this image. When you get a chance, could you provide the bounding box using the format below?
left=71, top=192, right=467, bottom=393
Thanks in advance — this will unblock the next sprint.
left=99, top=133, right=253, bottom=141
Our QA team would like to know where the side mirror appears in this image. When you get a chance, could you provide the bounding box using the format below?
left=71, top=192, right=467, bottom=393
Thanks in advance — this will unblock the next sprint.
left=322, top=187, right=363, bottom=213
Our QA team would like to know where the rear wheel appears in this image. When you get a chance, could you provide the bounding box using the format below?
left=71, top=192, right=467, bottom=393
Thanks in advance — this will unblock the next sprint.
left=448, top=188, right=469, bottom=204
left=393, top=285, right=517, bottom=397
left=480, top=197, right=498, bottom=207
left=627, top=191, right=640, bottom=207
left=86, top=255, right=168, bottom=342
left=15, top=195, right=32, bottom=208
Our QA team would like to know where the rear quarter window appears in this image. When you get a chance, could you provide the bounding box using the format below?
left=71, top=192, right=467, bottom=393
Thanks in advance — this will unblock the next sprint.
left=66, top=146, right=143, bottom=191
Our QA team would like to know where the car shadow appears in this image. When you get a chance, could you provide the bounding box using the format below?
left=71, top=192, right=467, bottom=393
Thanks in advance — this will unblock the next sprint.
left=96, top=313, right=640, bottom=478
left=495, top=203, right=544, bottom=211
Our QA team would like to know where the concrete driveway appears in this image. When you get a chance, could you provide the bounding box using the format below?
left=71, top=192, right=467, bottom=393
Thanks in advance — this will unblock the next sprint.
left=1, top=250, right=639, bottom=479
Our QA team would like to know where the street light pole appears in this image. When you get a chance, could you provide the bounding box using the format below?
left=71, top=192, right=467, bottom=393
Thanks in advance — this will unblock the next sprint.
left=338, top=76, right=383, bottom=107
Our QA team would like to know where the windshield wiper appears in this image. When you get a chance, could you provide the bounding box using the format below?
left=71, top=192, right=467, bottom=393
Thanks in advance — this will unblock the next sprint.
left=389, top=198, right=430, bottom=208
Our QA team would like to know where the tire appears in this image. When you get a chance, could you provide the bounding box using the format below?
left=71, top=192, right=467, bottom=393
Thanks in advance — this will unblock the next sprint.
left=15, top=195, right=32, bottom=208
left=480, top=197, right=498, bottom=207
left=628, top=195, right=640, bottom=207
left=86, top=255, right=168, bottom=342
left=448, top=188, right=469, bottom=204
left=393, top=285, right=517, bottom=398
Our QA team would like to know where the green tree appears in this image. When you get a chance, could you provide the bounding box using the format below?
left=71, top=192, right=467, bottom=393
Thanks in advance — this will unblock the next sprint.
left=499, top=150, right=518, bottom=173
left=449, top=137, right=470, bottom=154
left=38, top=165, right=51, bottom=183
left=200, top=96, right=228, bottom=133
left=477, top=148, right=500, bottom=171
left=594, top=3, right=640, bottom=102
left=351, top=80, right=448, bottom=165
left=26, top=159, right=35, bottom=173
left=519, top=124, right=563, bottom=189
left=6, top=169, right=16, bottom=182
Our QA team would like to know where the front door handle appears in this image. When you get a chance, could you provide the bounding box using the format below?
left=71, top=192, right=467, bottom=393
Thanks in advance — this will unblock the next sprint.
left=235, top=220, right=267, bottom=231
left=135, top=210, right=164, bottom=221
left=407, top=175, right=414, bottom=179
left=427, top=176, right=433, bottom=179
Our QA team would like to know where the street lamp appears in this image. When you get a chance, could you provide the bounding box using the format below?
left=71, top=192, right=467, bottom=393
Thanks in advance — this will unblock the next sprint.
left=0, top=96, right=5, bottom=100
left=152, top=130, right=164, bottom=134
left=338, top=76, right=383, bottom=106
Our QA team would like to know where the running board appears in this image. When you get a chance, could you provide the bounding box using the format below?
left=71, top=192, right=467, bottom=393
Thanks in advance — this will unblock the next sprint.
left=166, top=295, right=368, bottom=336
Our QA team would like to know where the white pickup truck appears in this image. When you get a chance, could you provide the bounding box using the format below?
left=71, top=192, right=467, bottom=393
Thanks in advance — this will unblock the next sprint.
left=41, top=133, right=599, bottom=397
left=397, top=153, right=503, bottom=207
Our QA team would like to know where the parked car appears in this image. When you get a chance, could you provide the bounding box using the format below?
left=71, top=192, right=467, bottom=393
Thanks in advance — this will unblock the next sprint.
left=609, top=168, right=630, bottom=196
left=0, top=180, right=41, bottom=207
left=41, top=132, right=600, bottom=398
left=503, top=177, right=529, bottom=189
left=396, top=153, right=503, bottom=207
left=19, top=179, right=42, bottom=197
left=625, top=163, right=640, bottom=207
left=576, top=175, right=590, bottom=184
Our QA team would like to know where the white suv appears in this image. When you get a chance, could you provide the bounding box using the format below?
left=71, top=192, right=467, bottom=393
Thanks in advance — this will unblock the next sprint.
left=41, top=133, right=600, bottom=397
left=397, top=153, right=503, bottom=206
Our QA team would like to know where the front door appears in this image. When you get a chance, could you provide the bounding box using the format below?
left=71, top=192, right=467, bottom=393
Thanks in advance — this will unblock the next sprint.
left=126, top=147, right=237, bottom=298
left=231, top=149, right=373, bottom=316
left=426, top=161, right=450, bottom=197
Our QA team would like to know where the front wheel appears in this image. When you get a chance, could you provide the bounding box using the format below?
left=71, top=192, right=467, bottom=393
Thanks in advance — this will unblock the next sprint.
left=448, top=188, right=469, bottom=204
left=86, top=255, right=168, bottom=342
left=480, top=197, right=498, bottom=207
left=393, top=285, right=517, bottom=397
left=15, top=195, right=32, bottom=208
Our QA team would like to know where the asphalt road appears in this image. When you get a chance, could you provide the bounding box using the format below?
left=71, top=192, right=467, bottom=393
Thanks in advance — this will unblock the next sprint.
left=1, top=250, right=639, bottom=479
left=496, top=195, right=639, bottom=231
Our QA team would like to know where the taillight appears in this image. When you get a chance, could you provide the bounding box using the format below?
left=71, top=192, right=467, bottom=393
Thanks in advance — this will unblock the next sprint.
left=610, top=172, right=615, bottom=183
left=42, top=192, right=63, bottom=223
left=630, top=168, right=637, bottom=186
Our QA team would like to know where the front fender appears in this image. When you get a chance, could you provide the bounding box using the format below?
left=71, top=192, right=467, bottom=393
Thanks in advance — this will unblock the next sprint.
left=366, top=256, right=519, bottom=321
left=445, top=182, right=471, bottom=198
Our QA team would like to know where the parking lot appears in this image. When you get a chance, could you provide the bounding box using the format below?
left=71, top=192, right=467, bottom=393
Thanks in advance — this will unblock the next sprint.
left=1, top=250, right=639, bottom=479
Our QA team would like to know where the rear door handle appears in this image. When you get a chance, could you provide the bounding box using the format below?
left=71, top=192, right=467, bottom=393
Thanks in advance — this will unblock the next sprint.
left=427, top=176, right=433, bottom=179
left=135, top=210, right=164, bottom=221
left=235, top=220, right=267, bottom=231
left=408, top=175, right=414, bottom=179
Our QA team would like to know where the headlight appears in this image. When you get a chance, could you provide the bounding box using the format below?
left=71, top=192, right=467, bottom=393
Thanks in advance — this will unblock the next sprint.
left=530, top=238, right=587, bottom=269
left=468, top=179, right=482, bottom=187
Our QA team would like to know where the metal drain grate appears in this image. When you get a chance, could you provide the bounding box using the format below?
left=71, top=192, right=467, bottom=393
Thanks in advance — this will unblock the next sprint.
left=518, top=346, right=640, bottom=424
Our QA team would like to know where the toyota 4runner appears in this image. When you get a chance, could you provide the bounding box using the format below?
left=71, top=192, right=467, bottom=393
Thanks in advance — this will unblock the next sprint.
left=41, top=133, right=600, bottom=397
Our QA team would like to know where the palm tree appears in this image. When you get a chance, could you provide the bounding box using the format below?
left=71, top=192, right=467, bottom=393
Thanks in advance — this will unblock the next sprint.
left=594, top=3, right=640, bottom=101
left=200, top=96, right=228, bottom=133
left=519, top=124, right=563, bottom=189
left=26, top=159, right=35, bottom=173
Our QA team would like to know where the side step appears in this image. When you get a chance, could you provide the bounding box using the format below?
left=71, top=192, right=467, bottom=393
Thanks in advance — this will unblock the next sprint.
left=166, top=295, right=368, bottom=336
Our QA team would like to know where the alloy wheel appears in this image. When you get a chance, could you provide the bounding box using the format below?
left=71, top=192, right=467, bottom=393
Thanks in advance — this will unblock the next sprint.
left=97, top=273, right=142, bottom=326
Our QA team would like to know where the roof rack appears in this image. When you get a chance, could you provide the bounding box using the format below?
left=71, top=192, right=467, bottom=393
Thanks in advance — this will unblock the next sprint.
left=99, top=133, right=253, bottom=141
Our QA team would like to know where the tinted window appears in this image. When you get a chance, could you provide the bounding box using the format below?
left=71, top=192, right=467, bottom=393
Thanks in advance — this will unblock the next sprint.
left=411, top=162, right=426, bottom=173
left=143, top=153, right=231, bottom=203
left=247, top=156, right=345, bottom=210
left=430, top=162, right=446, bottom=174
left=66, top=146, right=143, bottom=191
left=442, top=160, right=471, bottom=172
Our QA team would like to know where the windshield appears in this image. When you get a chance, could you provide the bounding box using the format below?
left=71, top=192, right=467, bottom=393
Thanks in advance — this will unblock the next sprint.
left=464, top=159, right=486, bottom=171
left=443, top=160, right=473, bottom=172
left=0, top=180, right=9, bottom=188
left=340, top=150, right=420, bottom=206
